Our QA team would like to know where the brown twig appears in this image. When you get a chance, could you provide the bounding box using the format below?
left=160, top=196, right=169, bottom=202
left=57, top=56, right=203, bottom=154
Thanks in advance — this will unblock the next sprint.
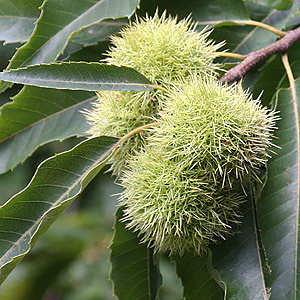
left=220, top=26, right=300, bottom=84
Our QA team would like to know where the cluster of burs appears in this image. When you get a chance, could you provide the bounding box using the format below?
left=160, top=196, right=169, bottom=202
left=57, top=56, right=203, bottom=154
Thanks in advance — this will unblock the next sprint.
left=85, top=13, right=277, bottom=255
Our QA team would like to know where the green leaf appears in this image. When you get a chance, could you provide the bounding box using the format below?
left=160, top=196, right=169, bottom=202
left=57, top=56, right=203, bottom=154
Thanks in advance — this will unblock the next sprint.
left=0, top=62, right=153, bottom=91
left=70, top=18, right=128, bottom=47
left=138, top=0, right=249, bottom=22
left=252, top=55, right=285, bottom=107
left=0, top=136, right=118, bottom=285
left=66, top=41, right=110, bottom=63
left=173, top=251, right=223, bottom=300
left=0, top=0, right=42, bottom=44
left=110, top=207, right=162, bottom=300
left=250, top=0, right=293, bottom=10
left=190, top=0, right=249, bottom=23
left=0, top=87, right=96, bottom=174
left=284, top=5, right=300, bottom=28
left=252, top=43, right=300, bottom=107
left=8, top=0, right=139, bottom=67
left=257, top=78, right=300, bottom=299
left=210, top=2, right=299, bottom=58
left=212, top=200, right=268, bottom=300
left=0, top=0, right=140, bottom=92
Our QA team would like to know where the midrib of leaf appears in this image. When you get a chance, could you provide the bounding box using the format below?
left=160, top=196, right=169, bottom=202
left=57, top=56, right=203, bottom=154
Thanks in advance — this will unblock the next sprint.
left=1, top=16, right=34, bottom=20
left=0, top=138, right=116, bottom=268
left=95, top=20, right=127, bottom=27
left=250, top=189, right=268, bottom=299
left=0, top=72, right=153, bottom=89
left=0, top=94, right=96, bottom=143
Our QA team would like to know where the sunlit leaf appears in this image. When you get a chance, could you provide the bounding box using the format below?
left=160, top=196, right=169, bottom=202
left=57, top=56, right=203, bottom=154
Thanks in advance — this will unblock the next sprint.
left=0, top=0, right=42, bottom=44
left=0, top=62, right=153, bottom=91
left=0, top=136, right=118, bottom=284
left=0, top=87, right=95, bottom=174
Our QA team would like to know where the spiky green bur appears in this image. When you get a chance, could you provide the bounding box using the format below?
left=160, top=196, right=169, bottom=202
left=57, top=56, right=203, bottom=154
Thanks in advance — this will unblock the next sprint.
left=150, top=77, right=278, bottom=185
left=106, top=12, right=222, bottom=84
left=120, top=76, right=278, bottom=255
left=85, top=13, right=222, bottom=175
left=120, top=146, right=243, bottom=255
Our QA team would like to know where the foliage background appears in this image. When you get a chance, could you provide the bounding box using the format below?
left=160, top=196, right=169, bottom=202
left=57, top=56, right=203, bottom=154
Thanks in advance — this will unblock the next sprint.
left=1, top=0, right=300, bottom=299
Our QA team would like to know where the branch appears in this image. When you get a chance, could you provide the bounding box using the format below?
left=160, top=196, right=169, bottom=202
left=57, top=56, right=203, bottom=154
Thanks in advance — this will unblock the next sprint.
left=220, top=26, right=300, bottom=84
left=113, top=122, right=158, bottom=151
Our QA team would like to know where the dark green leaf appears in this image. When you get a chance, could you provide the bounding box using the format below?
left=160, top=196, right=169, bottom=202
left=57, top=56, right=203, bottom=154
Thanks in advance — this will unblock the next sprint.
left=252, top=55, right=285, bottom=107
left=192, top=0, right=249, bottom=22
left=285, top=6, right=300, bottom=28
left=250, top=0, right=293, bottom=10
left=70, top=18, right=128, bottom=47
left=212, top=200, right=268, bottom=300
left=252, top=41, right=300, bottom=105
left=257, top=78, right=300, bottom=299
left=0, top=87, right=95, bottom=174
left=0, top=136, right=118, bottom=285
left=138, top=0, right=249, bottom=22
left=210, top=2, right=299, bottom=58
left=0, top=0, right=140, bottom=92
left=8, top=0, right=139, bottom=67
left=62, top=18, right=128, bottom=62
left=0, top=0, right=42, bottom=44
left=173, top=251, right=223, bottom=300
left=252, top=43, right=300, bottom=107
left=110, top=207, right=162, bottom=300
left=0, top=62, right=153, bottom=91
left=284, top=43, right=300, bottom=81
left=65, top=41, right=110, bottom=63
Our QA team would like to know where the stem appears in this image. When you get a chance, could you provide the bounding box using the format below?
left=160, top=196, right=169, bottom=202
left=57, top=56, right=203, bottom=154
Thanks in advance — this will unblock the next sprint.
left=232, top=20, right=286, bottom=37
left=217, top=52, right=246, bottom=60
left=281, top=53, right=296, bottom=100
left=113, top=122, right=159, bottom=151
left=220, top=26, right=300, bottom=83
left=144, top=84, right=168, bottom=93
left=153, top=84, right=169, bottom=93
left=99, top=122, right=159, bottom=166
left=197, top=19, right=286, bottom=37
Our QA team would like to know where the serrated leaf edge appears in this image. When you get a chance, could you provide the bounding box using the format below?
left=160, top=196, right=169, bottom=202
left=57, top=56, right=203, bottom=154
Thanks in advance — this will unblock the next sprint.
left=0, top=136, right=119, bottom=270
